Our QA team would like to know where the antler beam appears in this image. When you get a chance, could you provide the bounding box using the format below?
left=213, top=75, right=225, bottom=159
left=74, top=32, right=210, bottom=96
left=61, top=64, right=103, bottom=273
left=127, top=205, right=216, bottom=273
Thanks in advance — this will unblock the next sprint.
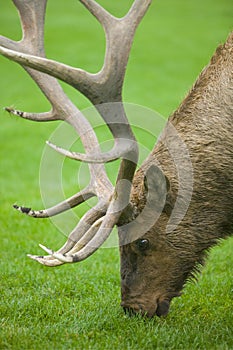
left=0, top=0, right=151, bottom=265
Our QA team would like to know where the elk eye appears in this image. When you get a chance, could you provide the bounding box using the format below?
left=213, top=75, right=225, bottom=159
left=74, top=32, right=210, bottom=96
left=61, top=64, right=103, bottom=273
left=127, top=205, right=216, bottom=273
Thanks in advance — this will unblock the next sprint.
left=136, top=239, right=150, bottom=251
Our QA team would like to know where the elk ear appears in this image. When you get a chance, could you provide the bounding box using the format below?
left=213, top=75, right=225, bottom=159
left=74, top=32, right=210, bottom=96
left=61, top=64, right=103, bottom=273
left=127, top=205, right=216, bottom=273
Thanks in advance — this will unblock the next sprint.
left=144, top=165, right=175, bottom=216
left=144, top=165, right=169, bottom=192
left=119, top=165, right=171, bottom=246
left=143, top=165, right=170, bottom=213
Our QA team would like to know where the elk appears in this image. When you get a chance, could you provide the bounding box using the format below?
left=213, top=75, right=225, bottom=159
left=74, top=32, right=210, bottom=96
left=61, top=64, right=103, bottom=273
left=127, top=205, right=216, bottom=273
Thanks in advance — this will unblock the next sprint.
left=1, top=0, right=233, bottom=318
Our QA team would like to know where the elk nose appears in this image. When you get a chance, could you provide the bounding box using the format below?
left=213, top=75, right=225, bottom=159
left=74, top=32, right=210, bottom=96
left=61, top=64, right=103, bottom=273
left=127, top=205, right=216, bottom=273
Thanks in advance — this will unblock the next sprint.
left=155, top=300, right=170, bottom=317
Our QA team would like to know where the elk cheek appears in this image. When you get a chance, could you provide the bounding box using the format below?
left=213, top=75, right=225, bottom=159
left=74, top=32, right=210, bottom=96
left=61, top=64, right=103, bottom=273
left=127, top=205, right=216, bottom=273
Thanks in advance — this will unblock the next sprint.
left=155, top=300, right=170, bottom=317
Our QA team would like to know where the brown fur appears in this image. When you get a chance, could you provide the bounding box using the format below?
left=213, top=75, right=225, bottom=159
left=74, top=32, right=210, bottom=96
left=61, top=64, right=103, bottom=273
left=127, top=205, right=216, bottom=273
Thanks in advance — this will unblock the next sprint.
left=119, top=32, right=233, bottom=317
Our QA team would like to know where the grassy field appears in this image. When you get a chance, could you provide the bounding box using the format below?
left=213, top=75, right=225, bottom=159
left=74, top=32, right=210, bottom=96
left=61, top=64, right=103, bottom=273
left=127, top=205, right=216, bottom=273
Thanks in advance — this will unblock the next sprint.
left=0, top=0, right=233, bottom=349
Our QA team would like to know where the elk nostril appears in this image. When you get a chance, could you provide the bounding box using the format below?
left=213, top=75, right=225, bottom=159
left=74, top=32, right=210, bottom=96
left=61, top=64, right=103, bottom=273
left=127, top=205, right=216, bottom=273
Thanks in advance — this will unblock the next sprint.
left=155, top=300, right=170, bottom=317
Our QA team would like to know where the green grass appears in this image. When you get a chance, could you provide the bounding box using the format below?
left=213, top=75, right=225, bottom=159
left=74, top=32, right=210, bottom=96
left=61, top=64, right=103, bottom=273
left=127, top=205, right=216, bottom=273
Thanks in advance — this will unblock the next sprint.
left=0, top=0, right=233, bottom=349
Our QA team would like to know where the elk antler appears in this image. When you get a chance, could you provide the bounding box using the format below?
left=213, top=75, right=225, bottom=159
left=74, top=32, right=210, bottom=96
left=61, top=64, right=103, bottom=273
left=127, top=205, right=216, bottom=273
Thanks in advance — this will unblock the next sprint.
left=0, top=0, right=151, bottom=266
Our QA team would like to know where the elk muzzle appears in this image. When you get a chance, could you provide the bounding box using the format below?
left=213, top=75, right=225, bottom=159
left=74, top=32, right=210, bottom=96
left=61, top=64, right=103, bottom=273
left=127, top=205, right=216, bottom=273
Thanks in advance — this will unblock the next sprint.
left=121, top=297, right=171, bottom=318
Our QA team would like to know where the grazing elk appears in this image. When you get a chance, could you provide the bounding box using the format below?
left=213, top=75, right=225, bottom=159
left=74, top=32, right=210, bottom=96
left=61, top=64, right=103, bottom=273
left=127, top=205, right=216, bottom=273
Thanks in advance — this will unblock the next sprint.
left=1, top=0, right=232, bottom=318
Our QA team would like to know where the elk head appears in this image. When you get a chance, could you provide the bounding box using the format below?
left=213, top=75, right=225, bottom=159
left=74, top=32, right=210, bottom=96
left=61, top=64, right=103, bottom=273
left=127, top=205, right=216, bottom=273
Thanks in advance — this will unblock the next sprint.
left=1, top=1, right=232, bottom=318
left=119, top=31, right=233, bottom=317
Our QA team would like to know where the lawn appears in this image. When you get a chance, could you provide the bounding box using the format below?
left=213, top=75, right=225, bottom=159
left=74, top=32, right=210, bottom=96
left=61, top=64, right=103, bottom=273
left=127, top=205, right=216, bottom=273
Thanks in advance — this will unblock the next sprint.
left=0, top=0, right=233, bottom=349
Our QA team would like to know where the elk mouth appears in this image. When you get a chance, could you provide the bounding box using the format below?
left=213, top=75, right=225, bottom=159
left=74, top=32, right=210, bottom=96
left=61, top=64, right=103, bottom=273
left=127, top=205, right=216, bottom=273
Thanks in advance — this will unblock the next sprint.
left=122, top=299, right=171, bottom=318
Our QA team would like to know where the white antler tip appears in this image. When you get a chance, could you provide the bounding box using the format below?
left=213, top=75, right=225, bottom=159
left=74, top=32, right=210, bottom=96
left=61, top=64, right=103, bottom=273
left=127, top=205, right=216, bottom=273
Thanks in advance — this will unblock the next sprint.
left=27, top=254, right=37, bottom=260
left=46, top=140, right=53, bottom=147
left=46, top=140, right=67, bottom=156
left=39, top=243, right=53, bottom=255
left=46, top=140, right=57, bottom=148
left=27, top=254, right=45, bottom=262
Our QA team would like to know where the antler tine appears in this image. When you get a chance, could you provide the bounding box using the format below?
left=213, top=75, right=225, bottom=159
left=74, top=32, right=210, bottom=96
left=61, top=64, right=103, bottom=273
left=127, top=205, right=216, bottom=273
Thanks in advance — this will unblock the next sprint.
left=13, top=187, right=95, bottom=218
left=46, top=138, right=136, bottom=164
left=5, top=107, right=58, bottom=122
left=79, top=0, right=114, bottom=28
left=125, top=0, right=152, bottom=23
